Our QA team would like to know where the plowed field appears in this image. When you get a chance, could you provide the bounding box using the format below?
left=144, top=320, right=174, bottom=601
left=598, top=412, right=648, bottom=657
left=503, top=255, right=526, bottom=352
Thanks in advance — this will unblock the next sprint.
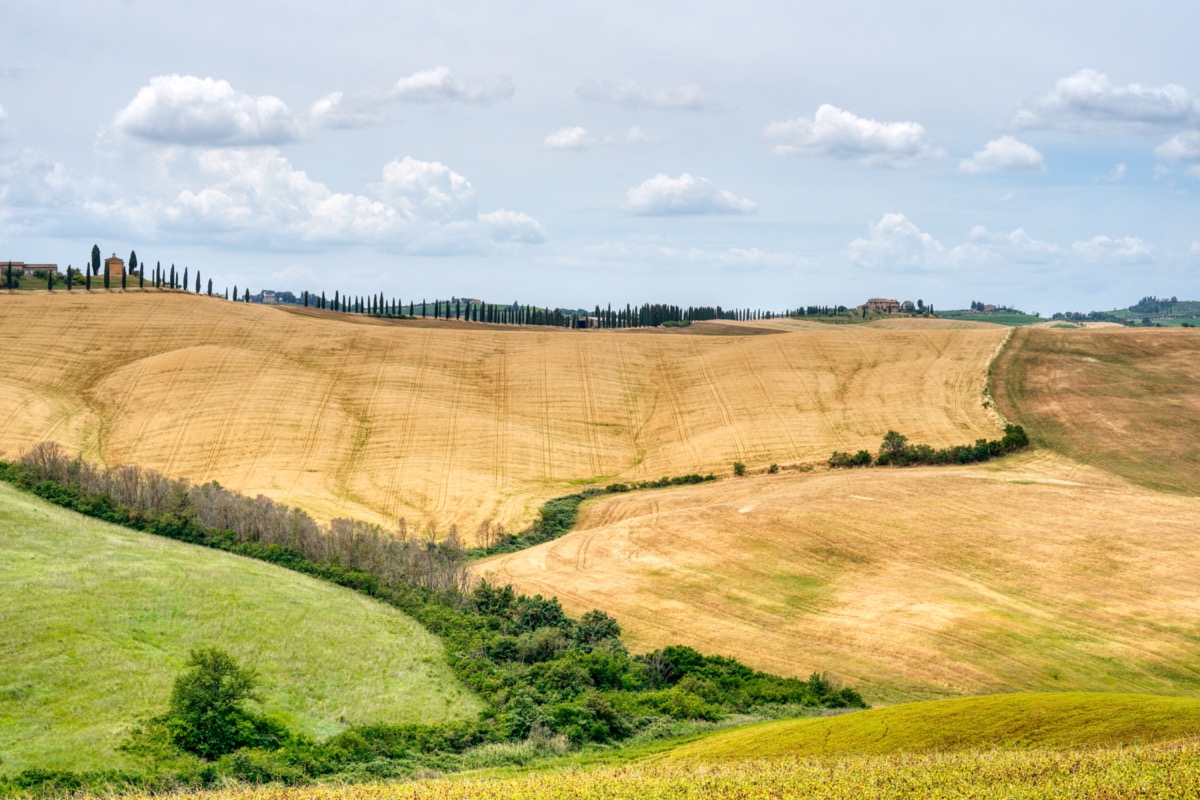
left=0, top=292, right=1004, bottom=532
left=477, top=451, right=1200, bottom=702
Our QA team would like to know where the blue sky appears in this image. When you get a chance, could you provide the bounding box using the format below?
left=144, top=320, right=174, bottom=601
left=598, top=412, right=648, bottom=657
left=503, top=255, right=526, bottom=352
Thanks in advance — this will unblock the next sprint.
left=2, top=0, right=1198, bottom=313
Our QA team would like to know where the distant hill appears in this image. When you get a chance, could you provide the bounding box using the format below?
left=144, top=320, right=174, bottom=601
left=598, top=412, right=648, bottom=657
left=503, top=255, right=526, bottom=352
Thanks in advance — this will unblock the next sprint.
left=0, top=482, right=481, bottom=772
left=0, top=292, right=1004, bottom=534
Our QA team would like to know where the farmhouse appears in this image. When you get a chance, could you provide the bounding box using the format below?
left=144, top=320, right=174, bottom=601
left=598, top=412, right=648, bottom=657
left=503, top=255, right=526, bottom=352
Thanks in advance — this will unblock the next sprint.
left=865, top=297, right=901, bottom=313
left=3, top=261, right=59, bottom=275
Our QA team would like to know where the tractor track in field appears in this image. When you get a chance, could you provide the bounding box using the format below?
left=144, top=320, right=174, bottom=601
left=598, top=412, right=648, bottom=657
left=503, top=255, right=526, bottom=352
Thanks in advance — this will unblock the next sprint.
left=735, top=338, right=803, bottom=460
left=612, top=337, right=647, bottom=472
left=384, top=329, right=433, bottom=520
left=575, top=338, right=604, bottom=477
left=491, top=334, right=510, bottom=490
left=690, top=339, right=749, bottom=461
left=653, top=350, right=703, bottom=471
left=430, top=333, right=470, bottom=519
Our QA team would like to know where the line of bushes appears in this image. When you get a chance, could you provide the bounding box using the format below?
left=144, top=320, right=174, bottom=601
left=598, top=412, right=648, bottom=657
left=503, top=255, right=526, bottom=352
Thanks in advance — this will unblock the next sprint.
left=469, top=473, right=716, bottom=557
left=0, top=448, right=859, bottom=795
left=829, top=425, right=1029, bottom=469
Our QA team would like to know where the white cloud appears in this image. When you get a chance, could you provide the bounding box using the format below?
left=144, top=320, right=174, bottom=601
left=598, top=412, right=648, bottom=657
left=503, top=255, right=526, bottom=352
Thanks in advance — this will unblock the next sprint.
left=1071, top=235, right=1152, bottom=262
left=0, top=149, right=74, bottom=230
left=624, top=173, right=757, bottom=216
left=577, top=240, right=796, bottom=269
left=1155, top=131, right=1200, bottom=162
left=479, top=209, right=546, bottom=243
left=0, top=102, right=10, bottom=138
left=1014, top=69, right=1199, bottom=133
left=543, top=126, right=593, bottom=150
left=387, top=67, right=513, bottom=104
left=576, top=79, right=715, bottom=110
left=1191, top=241, right=1200, bottom=258
left=764, top=104, right=942, bottom=166
left=847, top=212, right=944, bottom=268
left=1102, top=162, right=1127, bottom=182
left=958, top=136, right=1045, bottom=175
left=113, top=75, right=303, bottom=146
left=625, top=125, right=657, bottom=144
left=75, top=149, right=543, bottom=254
left=949, top=225, right=1061, bottom=265
left=309, top=91, right=382, bottom=129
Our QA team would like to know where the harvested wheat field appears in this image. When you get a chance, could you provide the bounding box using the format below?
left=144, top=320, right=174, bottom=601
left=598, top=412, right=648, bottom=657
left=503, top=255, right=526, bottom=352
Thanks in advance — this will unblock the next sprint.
left=0, top=292, right=1003, bottom=532
left=477, top=450, right=1200, bottom=703
left=993, top=326, right=1200, bottom=496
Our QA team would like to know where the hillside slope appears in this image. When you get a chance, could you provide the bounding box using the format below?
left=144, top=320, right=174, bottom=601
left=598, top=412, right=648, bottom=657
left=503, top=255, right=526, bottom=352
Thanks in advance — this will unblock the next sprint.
left=992, top=327, right=1200, bottom=495
left=665, top=693, right=1200, bottom=760
left=0, top=482, right=481, bottom=772
left=476, top=452, right=1200, bottom=702
left=0, top=292, right=1004, bottom=532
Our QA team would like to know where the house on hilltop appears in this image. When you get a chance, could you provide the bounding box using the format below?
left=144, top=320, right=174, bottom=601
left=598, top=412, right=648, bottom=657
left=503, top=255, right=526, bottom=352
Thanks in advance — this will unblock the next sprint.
left=105, top=254, right=125, bottom=282
left=865, top=297, right=901, bottom=313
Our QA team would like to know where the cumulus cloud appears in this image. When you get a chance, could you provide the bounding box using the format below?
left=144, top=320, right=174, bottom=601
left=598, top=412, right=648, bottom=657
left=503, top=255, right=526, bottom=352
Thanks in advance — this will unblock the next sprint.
left=113, top=75, right=303, bottom=146
left=78, top=149, right=543, bottom=252
left=625, top=125, right=657, bottom=144
left=847, top=213, right=945, bottom=268
left=0, top=149, right=73, bottom=211
left=764, top=104, right=942, bottom=166
left=576, top=79, right=715, bottom=110
left=1014, top=69, right=1200, bottom=133
left=1071, top=235, right=1152, bottom=262
left=624, top=173, right=757, bottom=215
left=387, top=66, right=513, bottom=104
left=1155, top=130, right=1200, bottom=164
left=958, top=136, right=1045, bottom=175
left=847, top=214, right=1152, bottom=271
left=309, top=91, right=382, bottom=129
left=543, top=126, right=593, bottom=150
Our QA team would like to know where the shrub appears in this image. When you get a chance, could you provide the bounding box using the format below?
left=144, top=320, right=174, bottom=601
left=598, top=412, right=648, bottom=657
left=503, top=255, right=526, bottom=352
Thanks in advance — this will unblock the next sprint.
left=732, top=461, right=746, bottom=477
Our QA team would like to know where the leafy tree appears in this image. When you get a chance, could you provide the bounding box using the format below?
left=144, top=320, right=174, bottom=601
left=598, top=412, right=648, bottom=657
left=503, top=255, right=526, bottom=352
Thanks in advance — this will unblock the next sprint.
left=90, top=244, right=100, bottom=276
left=877, top=430, right=909, bottom=465
left=165, top=647, right=276, bottom=760
left=732, top=461, right=746, bottom=477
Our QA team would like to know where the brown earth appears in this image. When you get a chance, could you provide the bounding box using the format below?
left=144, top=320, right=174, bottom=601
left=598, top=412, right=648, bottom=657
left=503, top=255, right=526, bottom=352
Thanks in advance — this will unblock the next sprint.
left=992, top=326, right=1200, bottom=495
left=476, top=451, right=1200, bottom=703
left=0, top=291, right=1004, bottom=532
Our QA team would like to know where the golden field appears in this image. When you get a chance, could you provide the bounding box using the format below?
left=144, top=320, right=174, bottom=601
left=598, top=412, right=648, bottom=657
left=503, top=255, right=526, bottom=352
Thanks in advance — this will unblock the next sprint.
left=477, top=450, right=1200, bottom=702
left=0, top=292, right=1003, bottom=532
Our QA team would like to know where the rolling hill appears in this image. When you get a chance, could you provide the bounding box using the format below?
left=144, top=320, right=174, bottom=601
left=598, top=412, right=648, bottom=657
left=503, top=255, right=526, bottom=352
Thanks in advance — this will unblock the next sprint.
left=992, top=326, right=1200, bottom=495
left=0, top=291, right=1004, bottom=534
left=476, top=451, right=1200, bottom=703
left=0, top=481, right=481, bottom=773
left=665, top=692, right=1200, bottom=760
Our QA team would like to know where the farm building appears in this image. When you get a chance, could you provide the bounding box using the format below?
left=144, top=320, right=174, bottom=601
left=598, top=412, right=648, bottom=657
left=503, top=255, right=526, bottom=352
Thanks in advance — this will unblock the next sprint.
left=105, top=254, right=126, bottom=281
left=865, top=297, right=901, bottom=313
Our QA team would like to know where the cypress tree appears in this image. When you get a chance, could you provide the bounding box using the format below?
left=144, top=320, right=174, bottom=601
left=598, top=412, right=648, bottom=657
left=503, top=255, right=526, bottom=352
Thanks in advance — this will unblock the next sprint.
left=103, top=266, right=110, bottom=290
left=303, top=290, right=308, bottom=307
left=121, top=269, right=126, bottom=290
left=90, top=244, right=100, bottom=276
left=129, top=250, right=138, bottom=276
left=321, top=291, right=326, bottom=309
left=334, top=290, right=339, bottom=311
left=48, top=270, right=54, bottom=291
left=139, top=262, right=144, bottom=289
left=244, top=288, right=250, bottom=303
left=4, top=261, right=11, bottom=291
left=67, top=266, right=73, bottom=291
left=196, top=271, right=201, bottom=293
left=86, top=272, right=91, bottom=291
left=422, top=299, right=427, bottom=318
left=234, top=285, right=238, bottom=301
left=183, top=267, right=189, bottom=292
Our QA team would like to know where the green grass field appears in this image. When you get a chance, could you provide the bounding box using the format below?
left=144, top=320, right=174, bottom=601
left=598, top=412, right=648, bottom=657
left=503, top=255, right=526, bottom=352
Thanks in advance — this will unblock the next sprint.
left=936, top=310, right=1044, bottom=326
left=0, top=482, right=482, bottom=773
left=662, top=693, right=1200, bottom=761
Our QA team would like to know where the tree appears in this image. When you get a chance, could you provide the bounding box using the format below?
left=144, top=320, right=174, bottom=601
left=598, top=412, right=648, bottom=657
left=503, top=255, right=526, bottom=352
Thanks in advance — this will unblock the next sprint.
left=207, top=278, right=213, bottom=296
left=877, top=430, right=910, bottom=466
left=129, top=250, right=138, bottom=276
left=165, top=647, right=280, bottom=760
left=91, top=244, right=100, bottom=276
left=732, top=461, right=746, bottom=477
left=183, top=267, right=189, bottom=292
left=196, top=271, right=201, bottom=294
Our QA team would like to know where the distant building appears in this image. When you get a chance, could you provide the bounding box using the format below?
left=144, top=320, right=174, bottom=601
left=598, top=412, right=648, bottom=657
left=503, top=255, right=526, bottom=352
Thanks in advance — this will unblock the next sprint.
left=105, top=254, right=126, bottom=282
left=575, top=316, right=600, bottom=329
left=983, top=304, right=997, bottom=312
left=3, top=261, right=59, bottom=275
left=865, top=297, right=901, bottom=313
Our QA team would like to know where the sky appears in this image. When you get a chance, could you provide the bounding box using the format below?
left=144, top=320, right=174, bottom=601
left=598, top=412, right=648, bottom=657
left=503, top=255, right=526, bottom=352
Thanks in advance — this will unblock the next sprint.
left=2, top=0, right=1198, bottom=314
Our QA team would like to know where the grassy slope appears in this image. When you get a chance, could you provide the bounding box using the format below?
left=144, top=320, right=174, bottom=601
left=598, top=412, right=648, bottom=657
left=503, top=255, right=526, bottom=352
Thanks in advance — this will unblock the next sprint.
left=992, top=327, right=1200, bottom=495
left=0, top=292, right=1004, bottom=535
left=477, top=452, right=1200, bottom=703
left=0, top=482, right=481, bottom=773
left=665, top=693, right=1200, bottom=760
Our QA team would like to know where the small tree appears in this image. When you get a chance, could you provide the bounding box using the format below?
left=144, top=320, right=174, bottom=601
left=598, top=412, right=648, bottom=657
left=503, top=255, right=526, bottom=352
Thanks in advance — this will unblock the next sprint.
left=165, top=647, right=280, bottom=760
left=732, top=461, right=746, bottom=477
left=129, top=250, right=138, bottom=276
left=90, top=244, right=101, bottom=276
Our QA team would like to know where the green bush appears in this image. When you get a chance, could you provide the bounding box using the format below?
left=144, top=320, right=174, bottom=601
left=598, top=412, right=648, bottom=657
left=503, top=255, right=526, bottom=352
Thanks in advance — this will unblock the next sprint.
left=732, top=461, right=746, bottom=477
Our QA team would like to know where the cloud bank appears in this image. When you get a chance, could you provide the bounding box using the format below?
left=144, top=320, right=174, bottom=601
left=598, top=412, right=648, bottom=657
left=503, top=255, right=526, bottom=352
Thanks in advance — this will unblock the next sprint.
left=1014, top=69, right=1200, bottom=133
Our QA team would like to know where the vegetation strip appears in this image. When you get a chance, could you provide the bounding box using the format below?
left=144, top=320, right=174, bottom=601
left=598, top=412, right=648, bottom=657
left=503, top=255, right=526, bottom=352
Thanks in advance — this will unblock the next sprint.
left=828, top=425, right=1029, bottom=468
left=0, top=446, right=862, bottom=796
